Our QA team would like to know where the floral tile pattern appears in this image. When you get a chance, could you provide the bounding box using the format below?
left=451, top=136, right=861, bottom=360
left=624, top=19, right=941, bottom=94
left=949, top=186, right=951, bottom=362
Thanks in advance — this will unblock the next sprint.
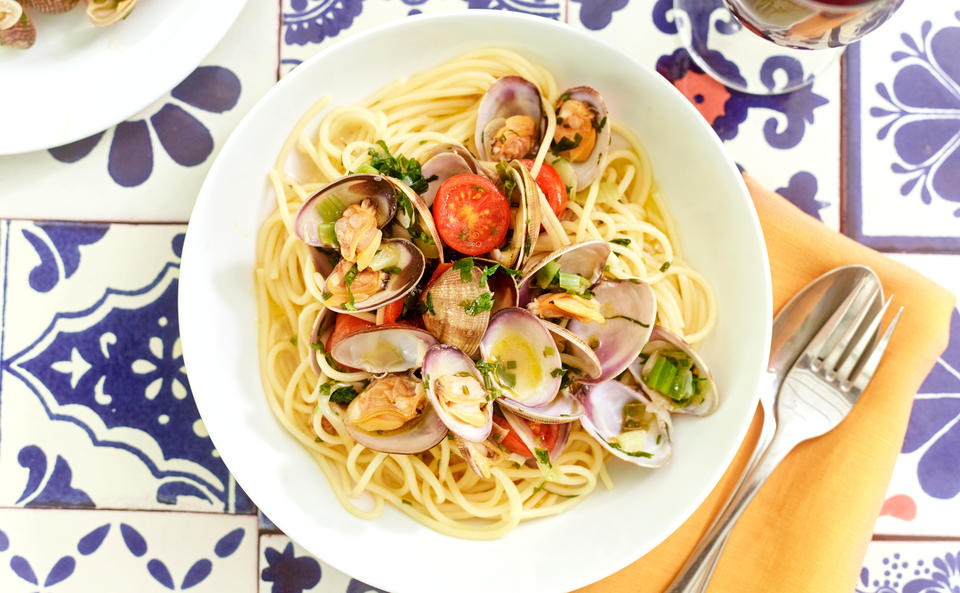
left=858, top=541, right=960, bottom=593
left=0, top=508, right=257, bottom=592
left=258, top=535, right=386, bottom=593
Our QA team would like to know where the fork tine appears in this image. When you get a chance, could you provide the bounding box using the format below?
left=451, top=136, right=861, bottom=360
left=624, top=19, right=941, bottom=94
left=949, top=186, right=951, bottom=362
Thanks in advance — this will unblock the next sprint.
left=849, top=306, right=903, bottom=393
left=803, top=276, right=879, bottom=369
left=821, top=290, right=885, bottom=375
left=835, top=295, right=893, bottom=381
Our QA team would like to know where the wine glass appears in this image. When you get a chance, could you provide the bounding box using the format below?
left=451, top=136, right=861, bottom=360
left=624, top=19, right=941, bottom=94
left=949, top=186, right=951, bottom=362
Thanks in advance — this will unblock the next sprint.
left=672, top=0, right=905, bottom=95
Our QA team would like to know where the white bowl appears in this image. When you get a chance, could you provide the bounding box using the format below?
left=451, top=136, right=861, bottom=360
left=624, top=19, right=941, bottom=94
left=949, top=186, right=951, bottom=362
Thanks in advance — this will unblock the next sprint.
left=179, top=11, right=772, bottom=593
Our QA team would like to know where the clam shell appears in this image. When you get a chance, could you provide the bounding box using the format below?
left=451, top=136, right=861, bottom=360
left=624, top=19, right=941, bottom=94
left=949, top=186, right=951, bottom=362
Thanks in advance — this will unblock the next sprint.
left=86, top=0, right=138, bottom=26
left=497, top=388, right=583, bottom=424
left=480, top=308, right=561, bottom=408
left=456, top=436, right=503, bottom=479
left=551, top=87, right=611, bottom=189
left=518, top=240, right=611, bottom=306
left=423, top=344, right=493, bottom=442
left=422, top=263, right=490, bottom=357
left=566, top=280, right=657, bottom=384
left=474, top=77, right=546, bottom=161
left=543, top=322, right=602, bottom=380
left=627, top=325, right=718, bottom=416
left=0, top=0, right=23, bottom=30
left=388, top=181, right=444, bottom=262
left=473, top=256, right=519, bottom=314
left=307, top=307, right=337, bottom=376
left=322, top=238, right=425, bottom=314
left=342, top=398, right=447, bottom=454
left=421, top=144, right=491, bottom=207
left=0, top=8, right=34, bottom=49
left=577, top=381, right=672, bottom=468
left=329, top=325, right=438, bottom=373
left=499, top=408, right=571, bottom=462
left=294, top=174, right=397, bottom=249
left=22, top=0, right=79, bottom=14
left=487, top=160, right=540, bottom=270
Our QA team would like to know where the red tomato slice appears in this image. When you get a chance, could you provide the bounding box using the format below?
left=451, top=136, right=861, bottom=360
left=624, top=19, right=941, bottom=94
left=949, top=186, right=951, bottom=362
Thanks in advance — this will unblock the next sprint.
left=326, top=313, right=374, bottom=352
left=380, top=299, right=403, bottom=325
left=493, top=414, right=561, bottom=458
left=520, top=159, right=567, bottom=218
left=424, top=262, right=452, bottom=289
left=432, top=174, right=510, bottom=255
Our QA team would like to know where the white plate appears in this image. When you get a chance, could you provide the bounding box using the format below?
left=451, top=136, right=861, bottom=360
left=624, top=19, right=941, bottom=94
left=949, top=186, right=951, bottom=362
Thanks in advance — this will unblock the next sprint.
left=180, top=11, right=772, bottom=593
left=0, top=0, right=246, bottom=155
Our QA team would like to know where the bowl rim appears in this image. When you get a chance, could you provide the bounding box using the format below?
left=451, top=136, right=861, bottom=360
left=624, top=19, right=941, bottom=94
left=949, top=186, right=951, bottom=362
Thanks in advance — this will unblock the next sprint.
left=180, top=9, right=773, bottom=592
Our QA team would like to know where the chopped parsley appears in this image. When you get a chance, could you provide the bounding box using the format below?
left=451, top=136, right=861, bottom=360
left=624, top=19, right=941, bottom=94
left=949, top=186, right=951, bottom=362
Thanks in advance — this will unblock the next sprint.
left=289, top=336, right=298, bottom=345
left=552, top=133, right=582, bottom=154
left=534, top=448, right=552, bottom=467
left=380, top=266, right=402, bottom=275
left=506, top=360, right=517, bottom=369
left=611, top=237, right=632, bottom=247
left=495, top=161, right=517, bottom=196
left=329, top=385, right=359, bottom=405
left=310, top=341, right=325, bottom=352
left=314, top=436, right=322, bottom=443
left=459, top=292, right=494, bottom=316
left=605, top=439, right=653, bottom=458
left=401, top=499, right=413, bottom=506
left=452, top=257, right=474, bottom=282
left=343, top=264, right=359, bottom=310
left=593, top=116, right=607, bottom=132
left=543, top=346, right=555, bottom=357
left=424, top=291, right=435, bottom=315
left=367, top=140, right=436, bottom=194
left=660, top=261, right=672, bottom=273
left=550, top=368, right=566, bottom=378
left=479, top=262, right=521, bottom=287
left=608, top=314, right=651, bottom=328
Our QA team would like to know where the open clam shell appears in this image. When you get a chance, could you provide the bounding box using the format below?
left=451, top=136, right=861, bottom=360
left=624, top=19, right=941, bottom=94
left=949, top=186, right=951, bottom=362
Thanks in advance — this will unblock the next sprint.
left=294, top=174, right=397, bottom=249
left=423, top=345, right=493, bottom=443
left=22, top=0, right=79, bottom=14
left=473, top=256, right=519, bottom=314
left=422, top=263, right=491, bottom=357
left=456, top=436, right=503, bottom=479
left=329, top=325, right=438, bottom=373
left=322, top=238, right=425, bottom=314
left=487, top=160, right=541, bottom=270
left=518, top=240, right=611, bottom=306
left=307, top=307, right=337, bottom=376
left=566, top=280, right=657, bottom=384
left=551, top=86, right=611, bottom=189
left=0, top=0, right=23, bottom=30
left=387, top=181, right=444, bottom=262
left=499, top=408, right=571, bottom=463
left=542, top=322, right=603, bottom=380
left=421, top=144, right=492, bottom=207
left=474, top=77, right=546, bottom=162
left=480, top=308, right=562, bottom=408
left=342, top=399, right=447, bottom=455
left=577, top=381, right=672, bottom=468
left=497, top=389, right=584, bottom=424
left=627, top=325, right=718, bottom=416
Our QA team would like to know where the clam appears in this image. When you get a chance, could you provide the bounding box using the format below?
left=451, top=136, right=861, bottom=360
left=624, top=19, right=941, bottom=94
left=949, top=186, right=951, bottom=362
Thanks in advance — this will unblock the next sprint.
left=542, top=322, right=602, bottom=380
left=329, top=325, right=438, bottom=373
left=487, top=160, right=541, bottom=270
left=321, top=238, right=424, bottom=314
left=307, top=307, right=336, bottom=376
left=421, top=262, right=491, bottom=357
left=518, top=240, right=611, bottom=307
left=456, top=436, right=503, bottom=479
left=294, top=174, right=397, bottom=253
left=0, top=6, right=34, bottom=49
left=479, top=308, right=562, bottom=408
left=566, top=280, right=657, bottom=384
left=473, top=256, right=519, bottom=314
left=474, top=77, right=546, bottom=162
left=341, top=375, right=447, bottom=454
left=499, top=408, right=571, bottom=463
left=498, top=388, right=584, bottom=424
left=22, top=0, right=79, bottom=14
left=577, top=381, right=672, bottom=468
left=551, top=87, right=611, bottom=189
left=387, top=181, right=444, bottom=261
left=86, top=0, right=138, bottom=27
left=628, top=325, right=718, bottom=416
left=0, top=0, right=22, bottom=30
left=423, top=345, right=493, bottom=442
left=420, top=144, right=493, bottom=207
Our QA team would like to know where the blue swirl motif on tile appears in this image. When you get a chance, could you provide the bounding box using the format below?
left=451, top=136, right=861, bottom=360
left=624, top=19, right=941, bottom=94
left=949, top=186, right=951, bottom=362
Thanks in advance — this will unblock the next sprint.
left=871, top=14, right=960, bottom=216
left=283, top=0, right=363, bottom=46
left=775, top=171, right=828, bottom=221
left=900, top=309, right=960, bottom=500
left=119, top=523, right=246, bottom=590
left=48, top=66, right=241, bottom=188
left=261, top=542, right=322, bottom=593
left=4, top=523, right=109, bottom=589
left=858, top=550, right=960, bottom=593
left=464, top=0, right=561, bottom=19
left=15, top=445, right=94, bottom=508
left=3, top=232, right=250, bottom=512
left=21, top=222, right=109, bottom=293
left=655, top=46, right=828, bottom=148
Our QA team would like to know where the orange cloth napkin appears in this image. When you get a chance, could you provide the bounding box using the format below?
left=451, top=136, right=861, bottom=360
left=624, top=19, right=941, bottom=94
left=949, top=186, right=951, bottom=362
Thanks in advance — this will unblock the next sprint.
left=576, top=174, right=956, bottom=593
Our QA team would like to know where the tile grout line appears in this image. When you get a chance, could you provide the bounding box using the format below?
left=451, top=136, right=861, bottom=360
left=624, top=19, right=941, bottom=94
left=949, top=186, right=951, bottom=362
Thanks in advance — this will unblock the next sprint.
left=0, top=221, right=9, bottom=448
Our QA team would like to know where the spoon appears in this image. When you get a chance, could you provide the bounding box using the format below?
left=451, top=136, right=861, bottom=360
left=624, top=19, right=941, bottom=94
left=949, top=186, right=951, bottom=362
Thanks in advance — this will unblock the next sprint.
left=672, top=264, right=884, bottom=592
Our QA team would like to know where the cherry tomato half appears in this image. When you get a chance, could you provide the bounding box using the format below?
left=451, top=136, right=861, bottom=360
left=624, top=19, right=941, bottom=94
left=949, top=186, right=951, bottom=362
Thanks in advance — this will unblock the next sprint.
left=432, top=174, right=510, bottom=255
left=493, top=414, right=561, bottom=458
left=520, top=159, right=567, bottom=218
left=380, top=299, right=404, bottom=325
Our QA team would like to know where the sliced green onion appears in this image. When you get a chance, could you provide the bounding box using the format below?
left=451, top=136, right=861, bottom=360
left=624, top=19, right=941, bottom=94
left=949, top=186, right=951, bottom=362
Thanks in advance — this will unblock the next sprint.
left=558, top=272, right=588, bottom=293
left=654, top=359, right=678, bottom=394
left=645, top=357, right=667, bottom=390
left=314, top=195, right=345, bottom=222
left=316, top=222, right=338, bottom=246
left=354, top=163, right=378, bottom=175
left=536, top=260, right=561, bottom=289
left=671, top=368, right=693, bottom=401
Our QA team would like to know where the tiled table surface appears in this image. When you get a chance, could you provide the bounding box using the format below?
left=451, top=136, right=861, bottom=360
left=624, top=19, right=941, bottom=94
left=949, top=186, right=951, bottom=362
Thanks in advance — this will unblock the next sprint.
left=0, top=1, right=958, bottom=592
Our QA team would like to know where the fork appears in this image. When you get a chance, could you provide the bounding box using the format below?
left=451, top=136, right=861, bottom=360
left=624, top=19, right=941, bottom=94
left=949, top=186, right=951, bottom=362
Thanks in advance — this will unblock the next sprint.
left=666, top=274, right=903, bottom=593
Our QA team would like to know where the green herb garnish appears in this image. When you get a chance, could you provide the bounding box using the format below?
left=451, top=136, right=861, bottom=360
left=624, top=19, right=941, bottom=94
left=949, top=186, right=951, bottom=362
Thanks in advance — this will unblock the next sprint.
left=611, top=237, right=632, bottom=246
left=367, top=140, right=436, bottom=194
left=608, top=314, right=650, bottom=328
left=660, top=261, right=672, bottom=273
left=453, top=257, right=475, bottom=282
left=552, top=133, right=582, bottom=154
left=329, top=385, right=359, bottom=405
left=459, top=292, right=494, bottom=316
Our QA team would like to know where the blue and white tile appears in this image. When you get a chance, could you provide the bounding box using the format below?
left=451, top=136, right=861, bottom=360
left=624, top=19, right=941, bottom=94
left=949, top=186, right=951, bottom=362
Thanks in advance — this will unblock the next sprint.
left=843, top=3, right=960, bottom=251
left=258, top=534, right=386, bottom=593
left=873, top=254, right=960, bottom=536
left=0, top=220, right=251, bottom=513
left=279, top=0, right=566, bottom=77
left=0, top=508, right=256, bottom=592
left=0, top=0, right=278, bottom=223
left=857, top=540, right=960, bottom=593
left=568, top=0, right=841, bottom=229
